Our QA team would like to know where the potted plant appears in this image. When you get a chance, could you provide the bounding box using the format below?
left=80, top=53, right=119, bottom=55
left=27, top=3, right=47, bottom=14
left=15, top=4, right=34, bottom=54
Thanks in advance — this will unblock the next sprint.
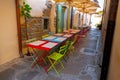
left=21, top=1, right=32, bottom=18
left=20, top=1, right=32, bottom=56
left=96, top=23, right=102, bottom=30
left=20, top=1, right=32, bottom=39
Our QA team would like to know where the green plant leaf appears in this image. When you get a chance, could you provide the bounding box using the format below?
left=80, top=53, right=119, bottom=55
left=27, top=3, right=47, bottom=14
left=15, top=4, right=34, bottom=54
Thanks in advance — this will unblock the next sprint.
left=20, top=2, right=32, bottom=18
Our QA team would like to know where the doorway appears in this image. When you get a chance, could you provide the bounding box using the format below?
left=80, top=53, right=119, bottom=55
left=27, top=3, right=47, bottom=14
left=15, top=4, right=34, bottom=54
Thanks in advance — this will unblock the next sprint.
left=56, top=4, right=67, bottom=33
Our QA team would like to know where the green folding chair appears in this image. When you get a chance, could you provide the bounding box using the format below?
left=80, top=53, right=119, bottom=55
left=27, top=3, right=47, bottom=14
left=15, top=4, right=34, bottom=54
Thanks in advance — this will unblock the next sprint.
left=41, top=34, right=50, bottom=39
left=68, top=35, right=78, bottom=54
left=47, top=44, right=68, bottom=75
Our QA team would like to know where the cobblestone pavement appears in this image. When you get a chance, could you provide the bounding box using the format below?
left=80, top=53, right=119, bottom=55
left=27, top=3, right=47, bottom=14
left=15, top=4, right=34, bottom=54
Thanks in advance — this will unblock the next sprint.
left=0, top=28, right=102, bottom=80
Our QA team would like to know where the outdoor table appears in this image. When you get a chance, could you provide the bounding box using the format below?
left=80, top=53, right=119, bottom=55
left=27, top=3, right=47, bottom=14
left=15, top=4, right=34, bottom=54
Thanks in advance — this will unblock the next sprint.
left=42, top=35, right=67, bottom=43
left=52, top=37, right=67, bottom=43
left=26, top=40, right=59, bottom=73
left=62, top=34, right=73, bottom=38
left=63, top=30, right=69, bottom=33
left=42, top=36, right=57, bottom=41
left=70, top=31, right=80, bottom=34
left=74, top=30, right=80, bottom=32
left=64, top=29, right=80, bottom=34
left=54, top=33, right=64, bottom=36
left=70, top=31, right=78, bottom=34
left=26, top=40, right=59, bottom=52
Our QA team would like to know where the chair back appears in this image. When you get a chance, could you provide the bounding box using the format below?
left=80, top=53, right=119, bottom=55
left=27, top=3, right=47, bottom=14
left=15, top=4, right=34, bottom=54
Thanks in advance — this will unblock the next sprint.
left=41, top=34, right=50, bottom=39
left=25, top=38, right=37, bottom=43
left=49, top=32, right=54, bottom=35
left=73, top=35, right=78, bottom=45
left=59, top=41, right=72, bottom=56
left=59, top=45, right=67, bottom=55
left=25, top=38, right=38, bottom=54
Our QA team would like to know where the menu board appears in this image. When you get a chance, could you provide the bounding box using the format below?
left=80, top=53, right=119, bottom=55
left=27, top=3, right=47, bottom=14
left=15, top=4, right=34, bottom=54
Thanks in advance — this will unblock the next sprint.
left=74, top=30, right=80, bottom=32
left=43, top=36, right=56, bottom=40
left=42, top=42, right=58, bottom=48
left=29, top=41, right=46, bottom=46
left=70, top=31, right=77, bottom=34
left=54, top=33, right=63, bottom=36
left=53, top=37, right=67, bottom=42
left=63, top=34, right=72, bottom=37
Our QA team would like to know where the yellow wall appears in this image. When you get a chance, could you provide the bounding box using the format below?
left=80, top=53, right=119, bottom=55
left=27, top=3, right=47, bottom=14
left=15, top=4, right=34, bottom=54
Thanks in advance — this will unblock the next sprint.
left=101, top=0, right=110, bottom=48
left=73, top=12, right=79, bottom=27
left=108, top=1, right=120, bottom=80
left=50, top=4, right=56, bottom=33
left=73, top=10, right=79, bottom=28
left=0, top=0, right=19, bottom=65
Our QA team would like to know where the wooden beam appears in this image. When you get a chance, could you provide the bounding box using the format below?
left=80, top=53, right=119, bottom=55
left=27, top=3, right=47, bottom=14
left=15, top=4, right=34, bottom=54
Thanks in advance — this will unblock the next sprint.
left=15, top=0, right=24, bottom=57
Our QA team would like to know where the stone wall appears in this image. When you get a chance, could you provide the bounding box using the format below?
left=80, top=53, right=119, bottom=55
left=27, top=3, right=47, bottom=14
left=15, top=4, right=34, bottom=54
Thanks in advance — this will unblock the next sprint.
left=26, top=17, right=43, bottom=39
left=21, top=24, right=27, bottom=41
left=21, top=0, right=53, bottom=54
left=21, top=17, right=51, bottom=54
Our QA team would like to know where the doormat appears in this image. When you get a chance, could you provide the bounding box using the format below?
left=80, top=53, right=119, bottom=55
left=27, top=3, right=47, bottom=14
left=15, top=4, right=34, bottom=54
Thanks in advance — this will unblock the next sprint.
left=80, top=48, right=96, bottom=56
left=85, top=64, right=96, bottom=72
left=84, top=64, right=99, bottom=80
left=79, top=70, right=88, bottom=76
left=89, top=36, right=97, bottom=40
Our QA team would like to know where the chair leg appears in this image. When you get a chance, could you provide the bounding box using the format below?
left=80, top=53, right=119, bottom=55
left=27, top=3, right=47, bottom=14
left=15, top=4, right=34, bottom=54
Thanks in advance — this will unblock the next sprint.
left=47, top=58, right=54, bottom=71
left=47, top=58, right=58, bottom=71
left=63, top=57, right=67, bottom=62
left=71, top=46, right=74, bottom=52
left=47, top=58, right=64, bottom=76
left=48, top=59, right=60, bottom=75
left=65, top=52, right=70, bottom=60
left=69, top=48, right=73, bottom=54
left=52, top=60, right=64, bottom=76
left=31, top=57, right=40, bottom=68
left=42, top=57, right=48, bottom=64
left=52, top=65, right=60, bottom=76
left=59, top=61, right=64, bottom=69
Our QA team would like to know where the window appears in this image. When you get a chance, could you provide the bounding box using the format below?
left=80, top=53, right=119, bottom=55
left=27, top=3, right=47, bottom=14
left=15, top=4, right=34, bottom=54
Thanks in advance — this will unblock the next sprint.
left=42, top=17, right=49, bottom=31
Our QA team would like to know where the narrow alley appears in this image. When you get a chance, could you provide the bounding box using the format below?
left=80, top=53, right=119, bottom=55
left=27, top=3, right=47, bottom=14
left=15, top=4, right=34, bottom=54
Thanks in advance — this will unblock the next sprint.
left=0, top=28, right=102, bottom=80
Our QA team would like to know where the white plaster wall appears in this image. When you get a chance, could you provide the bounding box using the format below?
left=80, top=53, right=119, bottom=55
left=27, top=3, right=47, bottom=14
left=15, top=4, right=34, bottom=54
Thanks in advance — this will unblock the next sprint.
left=26, top=0, right=47, bottom=17
left=0, top=0, right=19, bottom=65
left=73, top=10, right=79, bottom=28
left=85, top=14, right=90, bottom=25
left=25, top=0, right=56, bottom=33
